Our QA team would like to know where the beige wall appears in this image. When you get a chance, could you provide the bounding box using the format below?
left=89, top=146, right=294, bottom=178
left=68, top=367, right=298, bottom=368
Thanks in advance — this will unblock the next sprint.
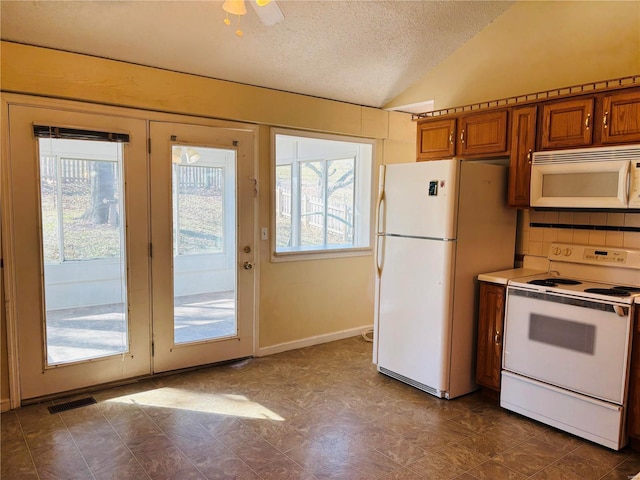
left=386, top=1, right=640, bottom=111
left=0, top=42, right=416, bottom=406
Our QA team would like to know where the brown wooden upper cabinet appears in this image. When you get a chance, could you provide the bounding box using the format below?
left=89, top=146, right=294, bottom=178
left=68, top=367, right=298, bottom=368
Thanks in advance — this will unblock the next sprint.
left=457, top=110, right=509, bottom=157
left=540, top=98, right=594, bottom=149
left=508, top=105, right=537, bottom=208
left=416, top=118, right=456, bottom=160
left=600, top=90, right=640, bottom=144
left=416, top=110, right=509, bottom=161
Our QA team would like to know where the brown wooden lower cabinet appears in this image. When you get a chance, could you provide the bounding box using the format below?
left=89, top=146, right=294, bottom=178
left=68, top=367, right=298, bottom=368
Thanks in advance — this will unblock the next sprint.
left=628, top=306, right=640, bottom=451
left=476, top=282, right=506, bottom=392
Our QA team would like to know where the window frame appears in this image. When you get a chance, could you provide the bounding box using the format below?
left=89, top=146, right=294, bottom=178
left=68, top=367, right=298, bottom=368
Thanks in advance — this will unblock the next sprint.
left=270, top=128, right=375, bottom=262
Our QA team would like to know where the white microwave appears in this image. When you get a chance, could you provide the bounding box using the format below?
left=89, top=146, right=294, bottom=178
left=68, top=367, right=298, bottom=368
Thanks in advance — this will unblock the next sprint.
left=530, top=145, right=640, bottom=209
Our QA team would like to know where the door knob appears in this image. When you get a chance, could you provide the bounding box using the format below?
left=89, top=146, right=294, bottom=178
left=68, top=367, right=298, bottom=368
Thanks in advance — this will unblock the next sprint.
left=243, top=245, right=251, bottom=253
left=243, top=261, right=254, bottom=270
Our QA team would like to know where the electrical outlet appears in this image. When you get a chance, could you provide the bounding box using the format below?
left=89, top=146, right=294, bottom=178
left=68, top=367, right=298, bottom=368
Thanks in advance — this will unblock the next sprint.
left=261, top=227, right=268, bottom=241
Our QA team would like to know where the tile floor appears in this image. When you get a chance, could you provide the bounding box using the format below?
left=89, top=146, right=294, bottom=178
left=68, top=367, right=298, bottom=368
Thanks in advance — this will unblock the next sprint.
left=2, top=336, right=640, bottom=480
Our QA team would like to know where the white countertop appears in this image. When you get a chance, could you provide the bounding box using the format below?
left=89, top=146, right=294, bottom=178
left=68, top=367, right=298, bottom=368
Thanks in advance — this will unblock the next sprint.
left=477, top=268, right=546, bottom=285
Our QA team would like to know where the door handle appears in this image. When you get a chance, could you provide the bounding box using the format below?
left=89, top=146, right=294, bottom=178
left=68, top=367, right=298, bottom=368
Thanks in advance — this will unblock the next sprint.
left=243, top=261, right=254, bottom=270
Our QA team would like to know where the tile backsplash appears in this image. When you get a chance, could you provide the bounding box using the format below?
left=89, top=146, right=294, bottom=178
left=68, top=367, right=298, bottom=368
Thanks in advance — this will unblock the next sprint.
left=516, top=210, right=640, bottom=259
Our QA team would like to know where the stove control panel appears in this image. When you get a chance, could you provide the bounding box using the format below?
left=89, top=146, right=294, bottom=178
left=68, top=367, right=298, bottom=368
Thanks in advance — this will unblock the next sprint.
left=548, top=243, right=640, bottom=269
left=583, top=248, right=627, bottom=264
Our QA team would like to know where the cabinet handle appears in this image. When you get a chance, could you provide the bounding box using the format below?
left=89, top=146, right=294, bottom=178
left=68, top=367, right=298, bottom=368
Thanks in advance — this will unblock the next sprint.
left=448, top=131, right=453, bottom=145
left=460, top=130, right=465, bottom=144
left=527, top=149, right=533, bottom=164
left=494, top=332, right=501, bottom=345
left=603, top=111, right=609, bottom=129
left=585, top=113, right=590, bottom=130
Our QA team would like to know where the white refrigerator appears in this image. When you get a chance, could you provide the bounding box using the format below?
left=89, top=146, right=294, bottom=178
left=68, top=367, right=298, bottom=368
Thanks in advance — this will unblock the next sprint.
left=373, top=159, right=516, bottom=399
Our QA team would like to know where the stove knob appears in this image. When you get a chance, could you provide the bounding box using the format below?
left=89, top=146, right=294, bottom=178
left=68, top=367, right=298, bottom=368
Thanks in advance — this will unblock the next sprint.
left=563, top=248, right=572, bottom=256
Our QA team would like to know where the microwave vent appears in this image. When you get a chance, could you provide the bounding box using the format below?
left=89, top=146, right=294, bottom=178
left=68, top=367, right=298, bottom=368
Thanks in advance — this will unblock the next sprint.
left=532, top=145, right=640, bottom=165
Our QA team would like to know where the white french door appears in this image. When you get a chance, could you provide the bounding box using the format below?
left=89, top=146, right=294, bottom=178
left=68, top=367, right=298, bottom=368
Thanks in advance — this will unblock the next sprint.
left=149, top=122, right=255, bottom=372
left=3, top=101, right=256, bottom=403
left=5, top=105, right=152, bottom=401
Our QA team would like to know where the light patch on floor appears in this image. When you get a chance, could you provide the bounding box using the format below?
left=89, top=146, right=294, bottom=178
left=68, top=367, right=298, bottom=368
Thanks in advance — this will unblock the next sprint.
left=107, top=386, right=285, bottom=421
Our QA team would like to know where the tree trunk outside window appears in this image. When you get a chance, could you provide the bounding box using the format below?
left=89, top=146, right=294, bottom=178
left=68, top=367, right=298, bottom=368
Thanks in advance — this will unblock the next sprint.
left=82, top=161, right=117, bottom=225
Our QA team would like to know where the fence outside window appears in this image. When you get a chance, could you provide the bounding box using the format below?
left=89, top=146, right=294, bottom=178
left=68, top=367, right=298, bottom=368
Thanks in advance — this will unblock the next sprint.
left=276, top=186, right=353, bottom=245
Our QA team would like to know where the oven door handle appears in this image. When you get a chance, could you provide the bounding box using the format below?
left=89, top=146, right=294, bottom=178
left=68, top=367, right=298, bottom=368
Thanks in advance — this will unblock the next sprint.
left=613, top=305, right=629, bottom=317
left=508, top=288, right=631, bottom=315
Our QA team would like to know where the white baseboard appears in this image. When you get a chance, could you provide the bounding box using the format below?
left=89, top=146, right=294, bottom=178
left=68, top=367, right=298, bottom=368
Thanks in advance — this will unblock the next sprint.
left=1, top=398, right=11, bottom=412
left=256, top=324, right=373, bottom=357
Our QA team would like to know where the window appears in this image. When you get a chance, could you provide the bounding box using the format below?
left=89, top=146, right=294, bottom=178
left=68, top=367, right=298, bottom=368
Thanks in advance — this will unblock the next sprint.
left=273, top=129, right=373, bottom=258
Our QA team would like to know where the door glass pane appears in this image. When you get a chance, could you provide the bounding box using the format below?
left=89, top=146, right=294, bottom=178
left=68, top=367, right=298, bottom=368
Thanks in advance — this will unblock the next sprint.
left=39, top=138, right=127, bottom=365
left=172, top=145, right=237, bottom=344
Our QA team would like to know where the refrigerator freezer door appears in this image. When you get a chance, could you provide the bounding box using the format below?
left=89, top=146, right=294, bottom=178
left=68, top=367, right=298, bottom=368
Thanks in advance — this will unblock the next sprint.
left=380, top=159, right=459, bottom=239
left=376, top=235, right=455, bottom=395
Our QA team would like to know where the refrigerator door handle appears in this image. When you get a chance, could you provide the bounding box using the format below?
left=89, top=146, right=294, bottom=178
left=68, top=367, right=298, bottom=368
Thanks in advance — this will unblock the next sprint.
left=375, top=234, right=384, bottom=277
left=376, top=165, right=386, bottom=235
left=375, top=165, right=386, bottom=277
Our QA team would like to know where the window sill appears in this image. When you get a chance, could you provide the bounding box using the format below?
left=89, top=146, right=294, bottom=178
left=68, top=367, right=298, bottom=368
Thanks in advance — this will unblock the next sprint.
left=271, top=246, right=372, bottom=263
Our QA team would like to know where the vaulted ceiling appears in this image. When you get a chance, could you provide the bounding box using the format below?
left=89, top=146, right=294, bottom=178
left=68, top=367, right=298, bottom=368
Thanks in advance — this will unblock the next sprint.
left=0, top=1, right=513, bottom=109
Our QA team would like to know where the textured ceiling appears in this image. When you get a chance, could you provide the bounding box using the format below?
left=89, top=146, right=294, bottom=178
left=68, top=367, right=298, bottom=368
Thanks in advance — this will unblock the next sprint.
left=0, top=1, right=513, bottom=108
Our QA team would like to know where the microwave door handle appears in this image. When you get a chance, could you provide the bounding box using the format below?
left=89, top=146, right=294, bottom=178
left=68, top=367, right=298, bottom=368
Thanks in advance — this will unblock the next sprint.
left=625, top=161, right=631, bottom=205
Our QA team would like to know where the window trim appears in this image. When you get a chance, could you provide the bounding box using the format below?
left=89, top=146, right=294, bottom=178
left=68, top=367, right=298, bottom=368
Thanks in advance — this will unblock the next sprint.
left=270, top=127, right=375, bottom=262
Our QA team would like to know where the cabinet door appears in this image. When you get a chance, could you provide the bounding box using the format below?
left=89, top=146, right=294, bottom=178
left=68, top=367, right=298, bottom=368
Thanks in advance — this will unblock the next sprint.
left=541, top=98, right=594, bottom=149
left=476, top=282, right=506, bottom=391
left=508, top=106, right=537, bottom=208
left=458, top=110, right=509, bottom=157
left=416, top=118, right=456, bottom=161
left=627, top=308, right=640, bottom=441
left=601, top=90, right=640, bottom=144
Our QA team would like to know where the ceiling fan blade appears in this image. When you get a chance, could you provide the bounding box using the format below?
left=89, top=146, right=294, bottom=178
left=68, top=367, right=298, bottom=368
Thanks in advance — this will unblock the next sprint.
left=250, top=0, right=284, bottom=26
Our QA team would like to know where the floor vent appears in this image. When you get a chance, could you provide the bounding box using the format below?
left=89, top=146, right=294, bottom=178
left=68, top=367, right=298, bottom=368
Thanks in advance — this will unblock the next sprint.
left=48, top=396, right=97, bottom=414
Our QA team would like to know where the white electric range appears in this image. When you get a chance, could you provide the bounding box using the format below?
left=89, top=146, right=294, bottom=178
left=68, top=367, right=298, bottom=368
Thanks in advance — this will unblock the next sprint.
left=500, top=243, right=640, bottom=450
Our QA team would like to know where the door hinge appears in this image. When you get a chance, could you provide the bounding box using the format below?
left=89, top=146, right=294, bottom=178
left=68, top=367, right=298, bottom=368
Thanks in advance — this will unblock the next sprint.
left=151, top=342, right=154, bottom=356
left=148, top=138, right=151, bottom=154
left=149, top=243, right=153, bottom=258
